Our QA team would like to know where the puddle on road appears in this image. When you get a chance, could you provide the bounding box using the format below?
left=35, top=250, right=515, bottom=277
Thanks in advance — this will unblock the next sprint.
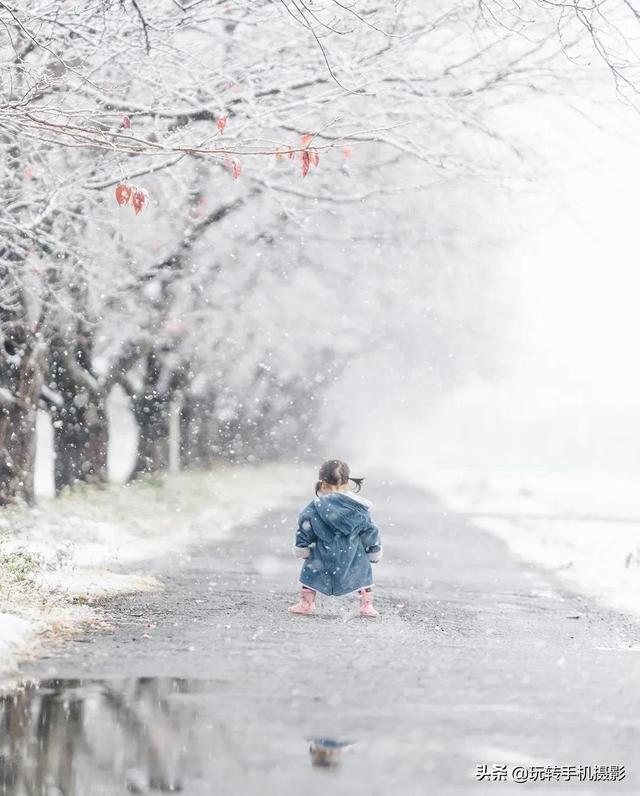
left=0, top=677, right=341, bottom=795
left=1, top=678, right=196, bottom=794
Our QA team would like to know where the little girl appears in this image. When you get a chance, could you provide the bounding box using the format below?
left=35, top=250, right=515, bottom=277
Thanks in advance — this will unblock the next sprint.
left=288, top=459, right=383, bottom=617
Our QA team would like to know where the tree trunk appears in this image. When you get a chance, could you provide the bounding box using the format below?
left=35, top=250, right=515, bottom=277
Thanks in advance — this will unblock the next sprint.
left=84, top=394, right=109, bottom=482
left=52, top=392, right=108, bottom=493
left=48, top=339, right=108, bottom=494
left=134, top=407, right=170, bottom=474
left=179, top=396, right=218, bottom=469
left=168, top=395, right=182, bottom=474
left=0, top=327, right=46, bottom=505
left=133, top=351, right=170, bottom=476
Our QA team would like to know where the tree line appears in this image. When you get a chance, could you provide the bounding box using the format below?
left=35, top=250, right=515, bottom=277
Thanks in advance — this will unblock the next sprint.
left=0, top=0, right=634, bottom=504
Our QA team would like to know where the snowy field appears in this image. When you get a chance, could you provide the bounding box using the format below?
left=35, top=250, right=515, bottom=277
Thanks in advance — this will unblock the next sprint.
left=0, top=464, right=306, bottom=685
left=421, top=468, right=640, bottom=621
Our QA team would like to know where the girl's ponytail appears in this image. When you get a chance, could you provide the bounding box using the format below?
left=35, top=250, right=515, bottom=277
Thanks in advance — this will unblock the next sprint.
left=315, top=461, right=365, bottom=494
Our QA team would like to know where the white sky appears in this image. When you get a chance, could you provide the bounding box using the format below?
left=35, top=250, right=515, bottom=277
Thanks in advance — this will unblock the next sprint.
left=516, top=144, right=640, bottom=411
left=392, top=99, right=640, bottom=473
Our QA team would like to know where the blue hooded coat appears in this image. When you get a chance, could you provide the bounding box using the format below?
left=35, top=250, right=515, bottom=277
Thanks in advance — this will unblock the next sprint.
left=294, top=491, right=383, bottom=596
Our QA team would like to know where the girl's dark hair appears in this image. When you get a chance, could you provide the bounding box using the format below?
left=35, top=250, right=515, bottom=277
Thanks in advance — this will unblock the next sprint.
left=315, top=459, right=365, bottom=496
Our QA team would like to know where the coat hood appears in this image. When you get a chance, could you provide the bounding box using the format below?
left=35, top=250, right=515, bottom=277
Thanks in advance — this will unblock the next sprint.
left=312, top=492, right=372, bottom=536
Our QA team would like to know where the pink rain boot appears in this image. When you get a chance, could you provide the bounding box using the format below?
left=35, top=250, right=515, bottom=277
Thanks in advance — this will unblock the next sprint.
left=288, top=587, right=316, bottom=615
left=359, top=589, right=379, bottom=617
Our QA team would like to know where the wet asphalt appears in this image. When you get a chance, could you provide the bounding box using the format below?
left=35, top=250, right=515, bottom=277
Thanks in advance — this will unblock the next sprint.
left=14, top=481, right=640, bottom=795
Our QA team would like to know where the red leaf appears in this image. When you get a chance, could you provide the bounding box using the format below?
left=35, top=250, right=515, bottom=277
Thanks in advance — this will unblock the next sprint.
left=115, top=182, right=132, bottom=206
left=275, top=147, right=283, bottom=161
left=216, top=116, right=228, bottom=134
left=310, top=149, right=320, bottom=168
left=287, top=149, right=295, bottom=160
left=342, top=145, right=353, bottom=160
left=301, top=134, right=313, bottom=147
left=131, top=188, right=149, bottom=216
left=226, top=158, right=242, bottom=179
left=301, top=150, right=310, bottom=178
left=122, top=115, right=131, bottom=129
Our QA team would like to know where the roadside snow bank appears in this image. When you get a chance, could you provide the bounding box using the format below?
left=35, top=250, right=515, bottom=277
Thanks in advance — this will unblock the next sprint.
left=421, top=469, right=640, bottom=620
left=0, top=464, right=306, bottom=682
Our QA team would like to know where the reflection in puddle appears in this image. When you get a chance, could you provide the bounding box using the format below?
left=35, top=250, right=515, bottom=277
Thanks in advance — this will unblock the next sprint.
left=307, top=737, right=355, bottom=767
left=0, top=678, right=357, bottom=794
left=0, top=678, right=202, bottom=795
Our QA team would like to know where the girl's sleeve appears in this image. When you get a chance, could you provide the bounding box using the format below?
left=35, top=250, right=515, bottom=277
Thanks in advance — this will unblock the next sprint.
left=360, top=515, right=383, bottom=563
left=293, top=511, right=316, bottom=558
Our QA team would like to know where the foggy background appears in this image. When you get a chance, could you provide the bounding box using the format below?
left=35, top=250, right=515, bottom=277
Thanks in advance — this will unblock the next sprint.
left=335, top=97, right=640, bottom=479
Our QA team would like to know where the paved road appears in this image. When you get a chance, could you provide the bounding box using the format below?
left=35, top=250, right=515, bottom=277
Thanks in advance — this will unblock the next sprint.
left=9, top=481, right=640, bottom=795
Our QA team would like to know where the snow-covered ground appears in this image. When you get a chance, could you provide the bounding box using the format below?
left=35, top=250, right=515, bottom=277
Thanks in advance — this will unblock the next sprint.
left=0, top=464, right=306, bottom=684
left=422, top=468, right=640, bottom=620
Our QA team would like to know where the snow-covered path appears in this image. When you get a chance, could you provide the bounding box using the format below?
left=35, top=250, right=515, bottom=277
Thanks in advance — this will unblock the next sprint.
left=8, top=482, right=640, bottom=794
